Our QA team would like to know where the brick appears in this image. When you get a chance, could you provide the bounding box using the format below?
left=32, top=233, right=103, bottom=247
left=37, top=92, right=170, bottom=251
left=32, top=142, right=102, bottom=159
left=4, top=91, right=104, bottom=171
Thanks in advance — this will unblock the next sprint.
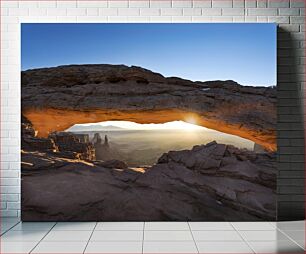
left=212, top=16, right=233, bottom=22
left=8, top=8, right=29, bottom=16
left=290, top=16, right=305, bottom=24
left=192, top=16, right=212, bottom=22
left=183, top=8, right=202, bottom=16
left=247, top=8, right=278, bottom=15
left=193, top=0, right=212, bottom=7
left=0, top=178, right=20, bottom=186
left=0, top=171, right=19, bottom=178
left=149, top=16, right=172, bottom=22
left=278, top=8, right=300, bottom=15
left=172, top=0, right=192, bottom=7
left=67, top=8, right=87, bottom=16
left=202, top=8, right=222, bottom=15
left=0, top=210, right=18, bottom=217
left=86, top=8, right=99, bottom=16
left=150, top=0, right=172, bottom=8
left=56, top=1, right=77, bottom=8
left=47, top=8, right=67, bottom=16
left=212, top=0, right=233, bottom=8
left=222, top=8, right=245, bottom=15
left=118, top=8, right=140, bottom=16
left=278, top=24, right=300, bottom=32
left=290, top=0, right=305, bottom=8
left=268, top=16, right=290, bottom=23
left=77, top=1, right=107, bottom=8
left=245, top=0, right=256, bottom=7
left=38, top=1, right=56, bottom=8
left=7, top=202, right=20, bottom=210
left=108, top=0, right=129, bottom=8
left=268, top=0, right=290, bottom=8
left=128, top=0, right=149, bottom=7
left=172, top=16, right=192, bottom=22
left=1, top=1, right=18, bottom=8
left=256, top=16, right=268, bottom=22
left=29, top=8, right=48, bottom=16
left=161, top=8, right=183, bottom=16
left=99, top=8, right=118, bottom=16
left=127, top=16, right=150, bottom=22
left=257, top=0, right=267, bottom=8
left=0, top=194, right=19, bottom=202
left=233, top=16, right=245, bottom=22
left=140, top=8, right=160, bottom=16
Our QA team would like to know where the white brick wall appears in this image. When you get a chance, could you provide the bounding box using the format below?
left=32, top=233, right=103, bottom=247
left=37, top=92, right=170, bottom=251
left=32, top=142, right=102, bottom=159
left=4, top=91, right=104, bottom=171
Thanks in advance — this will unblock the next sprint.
left=0, top=0, right=305, bottom=218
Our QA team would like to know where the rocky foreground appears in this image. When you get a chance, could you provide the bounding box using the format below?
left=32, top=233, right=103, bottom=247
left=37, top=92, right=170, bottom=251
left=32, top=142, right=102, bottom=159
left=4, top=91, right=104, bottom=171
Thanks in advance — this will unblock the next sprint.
left=22, top=64, right=276, bottom=151
left=22, top=123, right=276, bottom=221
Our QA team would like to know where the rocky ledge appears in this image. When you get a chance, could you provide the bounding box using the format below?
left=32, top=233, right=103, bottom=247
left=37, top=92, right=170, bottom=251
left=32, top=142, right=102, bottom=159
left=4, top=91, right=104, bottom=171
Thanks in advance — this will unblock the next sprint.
left=22, top=141, right=276, bottom=221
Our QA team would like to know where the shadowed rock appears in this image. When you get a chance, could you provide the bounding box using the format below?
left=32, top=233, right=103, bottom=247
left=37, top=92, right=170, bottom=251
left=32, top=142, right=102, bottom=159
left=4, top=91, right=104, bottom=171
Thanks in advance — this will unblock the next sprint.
left=21, top=141, right=276, bottom=221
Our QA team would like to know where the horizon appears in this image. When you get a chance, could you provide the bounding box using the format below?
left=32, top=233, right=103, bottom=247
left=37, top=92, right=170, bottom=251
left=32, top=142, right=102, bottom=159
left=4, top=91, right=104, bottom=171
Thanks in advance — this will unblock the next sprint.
left=21, top=23, right=276, bottom=86
left=67, top=120, right=206, bottom=131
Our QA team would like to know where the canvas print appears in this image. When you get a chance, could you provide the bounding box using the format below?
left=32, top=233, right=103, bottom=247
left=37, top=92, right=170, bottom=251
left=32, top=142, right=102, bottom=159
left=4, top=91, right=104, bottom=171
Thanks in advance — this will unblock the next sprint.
left=21, top=24, right=277, bottom=221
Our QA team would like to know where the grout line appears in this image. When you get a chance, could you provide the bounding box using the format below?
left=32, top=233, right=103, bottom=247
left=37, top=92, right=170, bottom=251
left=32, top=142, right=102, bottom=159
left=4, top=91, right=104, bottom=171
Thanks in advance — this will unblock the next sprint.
left=229, top=222, right=256, bottom=254
left=83, top=222, right=97, bottom=254
left=0, top=220, right=21, bottom=236
left=187, top=222, right=200, bottom=254
left=29, top=222, right=57, bottom=254
left=276, top=227, right=305, bottom=251
left=141, top=221, right=145, bottom=254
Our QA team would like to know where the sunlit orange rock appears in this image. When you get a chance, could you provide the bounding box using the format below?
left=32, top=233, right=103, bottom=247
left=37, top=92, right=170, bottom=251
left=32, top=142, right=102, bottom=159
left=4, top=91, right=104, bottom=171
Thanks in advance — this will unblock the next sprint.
left=22, top=64, right=277, bottom=152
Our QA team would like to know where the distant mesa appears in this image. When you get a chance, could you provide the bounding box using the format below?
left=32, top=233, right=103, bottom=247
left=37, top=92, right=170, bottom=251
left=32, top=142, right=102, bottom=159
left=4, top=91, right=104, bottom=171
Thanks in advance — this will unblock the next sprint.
left=67, top=124, right=125, bottom=132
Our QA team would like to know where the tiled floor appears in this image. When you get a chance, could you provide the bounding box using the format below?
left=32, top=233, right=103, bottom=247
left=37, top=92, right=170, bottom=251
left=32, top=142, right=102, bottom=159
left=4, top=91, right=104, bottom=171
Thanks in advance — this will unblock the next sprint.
left=0, top=218, right=304, bottom=253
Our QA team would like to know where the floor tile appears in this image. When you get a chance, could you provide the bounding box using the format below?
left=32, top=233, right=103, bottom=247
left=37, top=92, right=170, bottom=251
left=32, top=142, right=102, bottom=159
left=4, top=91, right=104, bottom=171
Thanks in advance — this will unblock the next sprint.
left=232, top=222, right=276, bottom=231
left=189, top=222, right=234, bottom=231
left=193, top=230, right=243, bottom=241
left=239, top=230, right=291, bottom=241
left=249, top=240, right=305, bottom=253
left=281, top=230, right=305, bottom=249
left=90, top=230, right=143, bottom=241
left=276, top=221, right=305, bottom=231
left=85, top=241, right=143, bottom=253
left=197, top=241, right=253, bottom=253
left=145, top=230, right=193, bottom=241
left=32, top=241, right=87, bottom=253
left=0, top=241, right=37, bottom=253
left=42, top=230, right=92, bottom=242
left=95, top=222, right=144, bottom=231
left=52, top=222, right=96, bottom=231
left=143, top=241, right=198, bottom=253
left=0, top=230, right=48, bottom=242
left=1, top=221, right=21, bottom=234
left=11, top=222, right=55, bottom=231
left=145, top=222, right=189, bottom=230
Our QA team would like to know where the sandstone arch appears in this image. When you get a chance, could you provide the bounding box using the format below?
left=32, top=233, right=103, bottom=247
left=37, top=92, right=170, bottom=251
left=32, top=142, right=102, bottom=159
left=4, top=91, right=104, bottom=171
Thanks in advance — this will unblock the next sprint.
left=22, top=64, right=277, bottom=152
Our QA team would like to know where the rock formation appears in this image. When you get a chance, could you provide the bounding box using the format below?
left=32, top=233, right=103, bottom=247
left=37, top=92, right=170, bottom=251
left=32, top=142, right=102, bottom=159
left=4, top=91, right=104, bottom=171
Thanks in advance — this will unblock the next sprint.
left=21, top=140, right=276, bottom=221
left=21, top=64, right=276, bottom=151
left=92, top=133, right=118, bottom=161
left=49, top=132, right=95, bottom=161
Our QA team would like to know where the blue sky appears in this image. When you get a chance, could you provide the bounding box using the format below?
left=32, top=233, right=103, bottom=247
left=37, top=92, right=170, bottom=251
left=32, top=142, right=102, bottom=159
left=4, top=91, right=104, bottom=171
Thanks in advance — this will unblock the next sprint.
left=21, top=23, right=276, bottom=86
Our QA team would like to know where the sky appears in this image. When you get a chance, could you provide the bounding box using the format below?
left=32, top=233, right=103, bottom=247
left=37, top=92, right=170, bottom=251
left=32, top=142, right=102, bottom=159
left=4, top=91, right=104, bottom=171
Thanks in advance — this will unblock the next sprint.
left=22, top=23, right=276, bottom=86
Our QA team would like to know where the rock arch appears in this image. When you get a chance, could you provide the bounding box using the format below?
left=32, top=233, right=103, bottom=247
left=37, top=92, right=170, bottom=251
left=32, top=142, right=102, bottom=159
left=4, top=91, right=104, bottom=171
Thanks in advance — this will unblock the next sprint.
left=22, top=64, right=277, bottom=152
